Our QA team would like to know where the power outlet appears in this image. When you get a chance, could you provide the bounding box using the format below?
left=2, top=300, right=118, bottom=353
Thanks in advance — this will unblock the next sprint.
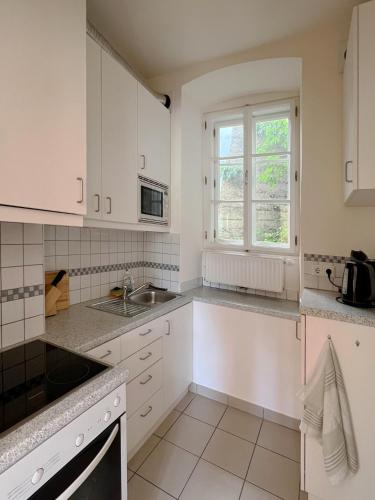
left=312, top=263, right=323, bottom=276
left=323, top=264, right=335, bottom=278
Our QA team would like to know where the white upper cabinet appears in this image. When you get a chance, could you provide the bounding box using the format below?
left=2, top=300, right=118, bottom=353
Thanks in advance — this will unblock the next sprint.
left=343, top=1, right=375, bottom=206
left=0, top=0, right=86, bottom=218
left=101, top=51, right=138, bottom=224
left=138, top=84, right=171, bottom=186
left=86, top=37, right=138, bottom=225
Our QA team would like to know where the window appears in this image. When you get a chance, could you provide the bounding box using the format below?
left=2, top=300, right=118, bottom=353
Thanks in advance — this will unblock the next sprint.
left=203, top=99, right=299, bottom=254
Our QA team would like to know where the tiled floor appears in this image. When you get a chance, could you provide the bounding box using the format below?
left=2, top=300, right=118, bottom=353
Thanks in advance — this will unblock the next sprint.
left=128, top=392, right=306, bottom=500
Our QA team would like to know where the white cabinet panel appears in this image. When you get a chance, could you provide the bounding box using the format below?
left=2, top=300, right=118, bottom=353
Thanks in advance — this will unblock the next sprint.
left=304, top=316, right=375, bottom=500
left=86, top=35, right=102, bottom=219
left=163, top=304, right=193, bottom=408
left=343, top=1, right=375, bottom=205
left=101, top=51, right=138, bottom=224
left=138, top=85, right=171, bottom=185
left=0, top=0, right=86, bottom=215
left=193, top=302, right=300, bottom=418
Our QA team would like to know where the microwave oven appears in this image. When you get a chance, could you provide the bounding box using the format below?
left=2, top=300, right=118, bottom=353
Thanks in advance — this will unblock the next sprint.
left=138, top=175, right=169, bottom=225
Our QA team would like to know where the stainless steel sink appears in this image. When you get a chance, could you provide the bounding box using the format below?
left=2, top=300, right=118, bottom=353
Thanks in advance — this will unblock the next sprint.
left=128, top=290, right=177, bottom=307
left=88, top=289, right=178, bottom=317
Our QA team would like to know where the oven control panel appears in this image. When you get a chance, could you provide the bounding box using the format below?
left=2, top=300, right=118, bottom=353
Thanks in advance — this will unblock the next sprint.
left=2, top=383, right=126, bottom=500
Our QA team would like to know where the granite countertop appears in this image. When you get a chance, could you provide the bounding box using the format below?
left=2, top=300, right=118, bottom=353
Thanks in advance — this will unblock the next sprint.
left=186, top=286, right=300, bottom=322
left=43, top=294, right=192, bottom=352
left=300, top=288, right=375, bottom=328
left=0, top=361, right=128, bottom=475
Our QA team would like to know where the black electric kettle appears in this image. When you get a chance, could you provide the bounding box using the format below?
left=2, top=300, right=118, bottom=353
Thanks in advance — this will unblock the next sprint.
left=340, top=250, right=375, bottom=307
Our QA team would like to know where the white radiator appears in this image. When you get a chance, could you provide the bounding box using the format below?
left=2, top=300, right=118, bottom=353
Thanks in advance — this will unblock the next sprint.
left=203, top=251, right=285, bottom=293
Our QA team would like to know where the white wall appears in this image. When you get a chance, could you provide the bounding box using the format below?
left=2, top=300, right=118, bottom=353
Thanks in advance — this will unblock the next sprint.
left=148, top=19, right=375, bottom=258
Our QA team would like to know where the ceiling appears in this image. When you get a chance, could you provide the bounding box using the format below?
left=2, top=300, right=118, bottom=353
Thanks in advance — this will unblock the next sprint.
left=87, top=0, right=361, bottom=79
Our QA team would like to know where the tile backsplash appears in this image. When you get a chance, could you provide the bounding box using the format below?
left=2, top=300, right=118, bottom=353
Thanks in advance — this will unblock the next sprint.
left=303, top=253, right=345, bottom=291
left=44, top=226, right=181, bottom=305
left=0, top=223, right=44, bottom=349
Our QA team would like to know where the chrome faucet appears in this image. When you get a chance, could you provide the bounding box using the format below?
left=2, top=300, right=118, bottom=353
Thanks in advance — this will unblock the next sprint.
left=127, top=281, right=152, bottom=299
left=122, top=273, right=135, bottom=300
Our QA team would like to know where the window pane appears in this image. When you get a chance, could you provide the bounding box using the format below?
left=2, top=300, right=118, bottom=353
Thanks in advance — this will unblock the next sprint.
left=253, top=155, right=289, bottom=200
left=255, top=117, right=289, bottom=154
left=253, top=202, right=289, bottom=247
left=218, top=124, right=243, bottom=157
left=217, top=203, right=244, bottom=243
left=218, top=159, right=244, bottom=201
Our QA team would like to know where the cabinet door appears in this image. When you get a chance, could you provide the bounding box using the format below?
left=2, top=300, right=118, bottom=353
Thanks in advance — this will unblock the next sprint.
left=102, top=51, right=138, bottom=224
left=163, top=304, right=193, bottom=408
left=304, top=316, right=375, bottom=500
left=343, top=6, right=358, bottom=202
left=86, top=36, right=102, bottom=219
left=0, top=0, right=86, bottom=215
left=138, top=85, right=171, bottom=185
left=193, top=302, right=300, bottom=418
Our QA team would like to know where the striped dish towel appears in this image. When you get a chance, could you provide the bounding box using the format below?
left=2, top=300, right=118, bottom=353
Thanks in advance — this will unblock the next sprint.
left=298, top=339, right=359, bottom=485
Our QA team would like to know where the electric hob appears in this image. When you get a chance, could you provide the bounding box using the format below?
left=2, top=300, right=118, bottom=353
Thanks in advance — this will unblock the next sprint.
left=0, top=339, right=107, bottom=436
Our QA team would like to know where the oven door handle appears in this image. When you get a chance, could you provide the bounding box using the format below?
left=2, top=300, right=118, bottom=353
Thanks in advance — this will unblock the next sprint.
left=56, top=423, right=119, bottom=500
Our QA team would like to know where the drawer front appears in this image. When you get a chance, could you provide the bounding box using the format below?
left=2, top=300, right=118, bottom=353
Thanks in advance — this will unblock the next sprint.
left=127, top=389, right=164, bottom=457
left=120, top=337, right=162, bottom=382
left=87, top=337, right=121, bottom=365
left=127, top=359, right=163, bottom=416
left=121, top=317, right=166, bottom=359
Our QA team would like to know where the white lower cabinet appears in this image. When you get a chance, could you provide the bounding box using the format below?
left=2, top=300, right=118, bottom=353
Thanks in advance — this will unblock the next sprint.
left=303, top=316, right=375, bottom=500
left=193, top=301, right=300, bottom=418
left=163, top=303, right=193, bottom=409
left=87, top=303, right=193, bottom=457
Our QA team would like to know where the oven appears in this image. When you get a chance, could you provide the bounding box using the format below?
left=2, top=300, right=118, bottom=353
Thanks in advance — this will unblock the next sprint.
left=2, top=385, right=127, bottom=500
left=138, top=175, right=169, bottom=225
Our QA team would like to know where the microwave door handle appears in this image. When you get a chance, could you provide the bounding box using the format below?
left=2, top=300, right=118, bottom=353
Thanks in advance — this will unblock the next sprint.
left=55, top=423, right=119, bottom=500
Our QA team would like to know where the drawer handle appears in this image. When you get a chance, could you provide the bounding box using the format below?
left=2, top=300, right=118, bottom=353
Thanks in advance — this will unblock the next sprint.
left=140, top=405, right=152, bottom=418
left=99, top=350, right=112, bottom=359
left=139, top=352, right=152, bottom=361
left=139, top=328, right=152, bottom=337
left=165, top=319, right=171, bottom=336
left=140, top=374, right=152, bottom=385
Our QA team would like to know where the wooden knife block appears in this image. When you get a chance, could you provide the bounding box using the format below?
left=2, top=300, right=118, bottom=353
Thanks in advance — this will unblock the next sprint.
left=45, top=271, right=70, bottom=316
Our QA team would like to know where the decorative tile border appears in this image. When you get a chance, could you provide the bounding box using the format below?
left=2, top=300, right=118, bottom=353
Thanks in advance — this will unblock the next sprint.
left=304, top=253, right=347, bottom=263
left=69, top=261, right=179, bottom=278
left=1, top=284, right=44, bottom=303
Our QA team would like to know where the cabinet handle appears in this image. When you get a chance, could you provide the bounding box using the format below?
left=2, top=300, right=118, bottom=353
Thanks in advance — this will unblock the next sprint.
left=345, top=161, right=353, bottom=183
left=139, top=328, right=152, bottom=337
left=94, top=194, right=100, bottom=213
left=165, top=319, right=171, bottom=336
left=99, top=350, right=112, bottom=359
left=77, top=177, right=84, bottom=204
left=106, top=196, right=112, bottom=214
left=140, top=154, right=146, bottom=169
left=140, top=374, right=152, bottom=385
left=140, top=405, right=152, bottom=418
left=139, top=351, right=152, bottom=361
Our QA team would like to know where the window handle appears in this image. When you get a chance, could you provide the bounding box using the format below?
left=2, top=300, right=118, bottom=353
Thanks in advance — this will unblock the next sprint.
left=245, top=169, right=249, bottom=186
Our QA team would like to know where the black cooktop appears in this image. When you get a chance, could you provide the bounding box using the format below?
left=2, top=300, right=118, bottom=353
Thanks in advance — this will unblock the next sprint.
left=0, top=340, right=107, bottom=436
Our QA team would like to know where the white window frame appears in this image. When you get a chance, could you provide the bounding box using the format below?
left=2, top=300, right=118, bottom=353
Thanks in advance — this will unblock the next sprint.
left=203, top=97, right=300, bottom=256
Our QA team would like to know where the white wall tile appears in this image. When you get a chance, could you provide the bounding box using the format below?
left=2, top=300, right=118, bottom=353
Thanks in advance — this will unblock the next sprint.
left=68, top=227, right=81, bottom=240
left=1, top=222, right=23, bottom=244
left=81, top=275, right=90, bottom=288
left=68, top=255, right=80, bottom=269
left=1, top=245, right=23, bottom=267
left=81, top=255, right=91, bottom=268
left=2, top=266, right=23, bottom=289
left=69, top=276, right=81, bottom=291
left=2, top=299, right=24, bottom=324
left=24, top=245, right=43, bottom=265
left=55, top=255, right=69, bottom=270
left=68, top=240, right=81, bottom=255
left=70, top=289, right=81, bottom=305
left=24, top=224, right=43, bottom=244
left=81, top=228, right=90, bottom=241
left=24, top=265, right=43, bottom=286
left=45, top=256, right=56, bottom=272
left=80, top=287, right=91, bottom=301
left=2, top=320, right=24, bottom=347
left=56, top=240, right=69, bottom=255
left=25, top=315, right=44, bottom=339
left=56, top=226, right=69, bottom=240
left=25, top=295, right=44, bottom=318
left=81, top=241, right=90, bottom=255
left=44, top=241, right=56, bottom=257
left=44, top=225, right=55, bottom=240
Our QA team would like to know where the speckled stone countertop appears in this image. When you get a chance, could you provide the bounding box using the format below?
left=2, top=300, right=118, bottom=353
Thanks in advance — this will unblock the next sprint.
left=185, top=286, right=300, bottom=322
left=0, top=361, right=127, bottom=475
left=300, top=288, right=375, bottom=327
left=43, top=294, right=192, bottom=352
